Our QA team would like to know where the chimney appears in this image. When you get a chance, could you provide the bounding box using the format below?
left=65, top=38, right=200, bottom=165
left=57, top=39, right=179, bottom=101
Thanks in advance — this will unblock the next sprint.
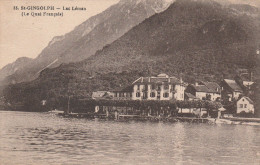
left=168, top=78, right=170, bottom=83
left=195, top=82, right=198, bottom=86
left=148, top=77, right=151, bottom=82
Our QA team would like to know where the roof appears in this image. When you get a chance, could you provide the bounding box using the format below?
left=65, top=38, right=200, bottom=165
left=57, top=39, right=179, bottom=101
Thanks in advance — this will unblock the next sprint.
left=133, top=76, right=181, bottom=85
left=238, top=96, right=254, bottom=104
left=185, top=92, right=197, bottom=99
left=223, top=79, right=243, bottom=92
left=157, top=73, right=169, bottom=78
left=92, top=91, right=113, bottom=99
left=189, top=81, right=221, bottom=93
left=92, top=91, right=107, bottom=98
left=113, top=85, right=133, bottom=92
left=201, top=82, right=221, bottom=93
left=192, top=85, right=211, bottom=93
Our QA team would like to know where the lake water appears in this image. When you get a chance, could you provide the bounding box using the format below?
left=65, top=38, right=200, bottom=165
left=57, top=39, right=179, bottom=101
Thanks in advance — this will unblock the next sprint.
left=0, top=111, right=259, bottom=165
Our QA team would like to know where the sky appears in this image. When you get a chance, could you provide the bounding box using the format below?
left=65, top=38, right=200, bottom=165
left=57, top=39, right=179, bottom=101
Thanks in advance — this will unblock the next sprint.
left=0, top=0, right=119, bottom=69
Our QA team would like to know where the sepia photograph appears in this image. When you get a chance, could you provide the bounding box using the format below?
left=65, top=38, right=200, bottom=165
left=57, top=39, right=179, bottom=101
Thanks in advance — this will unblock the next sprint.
left=0, top=0, right=259, bottom=164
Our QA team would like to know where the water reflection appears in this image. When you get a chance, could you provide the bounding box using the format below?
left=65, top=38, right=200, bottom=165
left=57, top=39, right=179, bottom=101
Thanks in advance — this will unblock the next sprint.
left=0, top=111, right=259, bottom=165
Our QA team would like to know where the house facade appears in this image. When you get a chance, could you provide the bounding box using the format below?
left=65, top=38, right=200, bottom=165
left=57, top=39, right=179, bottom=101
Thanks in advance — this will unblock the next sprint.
left=131, top=74, right=185, bottom=101
left=236, top=96, right=254, bottom=114
left=113, top=74, right=185, bottom=101
left=113, top=86, right=133, bottom=100
left=185, top=81, right=221, bottom=101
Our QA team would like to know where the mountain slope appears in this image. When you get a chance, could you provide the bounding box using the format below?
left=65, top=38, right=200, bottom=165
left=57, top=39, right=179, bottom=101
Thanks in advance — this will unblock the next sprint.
left=75, top=0, right=259, bottom=75
left=0, top=57, right=33, bottom=83
left=3, top=0, right=260, bottom=114
left=0, top=0, right=174, bottom=84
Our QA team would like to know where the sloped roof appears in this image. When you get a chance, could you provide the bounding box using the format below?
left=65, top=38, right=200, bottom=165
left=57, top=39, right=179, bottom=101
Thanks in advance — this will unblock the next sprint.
left=113, top=85, right=133, bottom=92
left=133, top=76, right=181, bottom=84
left=223, top=79, right=243, bottom=92
left=189, top=81, right=221, bottom=93
left=201, top=82, right=221, bottom=93
left=191, top=84, right=211, bottom=92
left=157, top=73, right=169, bottom=78
left=238, top=96, right=254, bottom=104
left=245, top=97, right=254, bottom=104
left=92, top=91, right=108, bottom=98
left=185, top=92, right=197, bottom=99
left=92, top=91, right=114, bottom=99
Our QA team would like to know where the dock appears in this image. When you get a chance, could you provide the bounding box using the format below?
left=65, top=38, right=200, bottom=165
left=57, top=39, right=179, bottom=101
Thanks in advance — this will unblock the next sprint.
left=224, top=117, right=260, bottom=123
left=56, top=112, right=260, bottom=125
left=58, top=112, right=212, bottom=123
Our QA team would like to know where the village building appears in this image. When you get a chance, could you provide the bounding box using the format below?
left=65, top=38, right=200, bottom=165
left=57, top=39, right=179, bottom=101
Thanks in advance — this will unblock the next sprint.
left=221, top=74, right=255, bottom=102
left=240, top=78, right=254, bottom=89
left=113, top=86, right=133, bottom=100
left=184, top=92, right=199, bottom=101
left=236, top=96, right=254, bottom=114
left=185, top=81, right=221, bottom=101
left=234, top=75, right=255, bottom=95
left=113, top=73, right=186, bottom=101
left=131, top=74, right=185, bottom=101
left=92, top=91, right=114, bottom=100
left=221, top=79, right=243, bottom=101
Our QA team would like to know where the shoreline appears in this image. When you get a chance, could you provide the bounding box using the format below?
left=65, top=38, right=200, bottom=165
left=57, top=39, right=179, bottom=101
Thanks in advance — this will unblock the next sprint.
left=56, top=112, right=260, bottom=125
left=1, top=109, right=259, bottom=125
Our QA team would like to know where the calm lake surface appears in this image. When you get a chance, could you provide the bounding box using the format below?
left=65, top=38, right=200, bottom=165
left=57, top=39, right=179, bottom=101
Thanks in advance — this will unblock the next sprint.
left=0, top=111, right=259, bottom=165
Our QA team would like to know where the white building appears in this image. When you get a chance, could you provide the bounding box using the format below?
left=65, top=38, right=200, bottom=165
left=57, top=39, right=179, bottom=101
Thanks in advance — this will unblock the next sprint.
left=236, top=96, right=254, bottom=114
left=113, top=73, right=186, bottom=101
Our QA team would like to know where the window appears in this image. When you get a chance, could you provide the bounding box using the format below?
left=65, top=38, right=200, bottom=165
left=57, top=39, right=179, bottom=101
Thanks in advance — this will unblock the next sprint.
left=150, top=92, right=155, bottom=98
left=163, top=93, right=169, bottom=98
left=164, top=85, right=169, bottom=90
left=143, top=92, right=147, bottom=98
left=244, top=104, right=247, bottom=108
left=151, top=84, right=155, bottom=90
left=119, top=93, right=123, bottom=97
left=137, top=85, right=140, bottom=90
left=240, top=104, right=243, bottom=108
left=136, top=92, right=140, bottom=97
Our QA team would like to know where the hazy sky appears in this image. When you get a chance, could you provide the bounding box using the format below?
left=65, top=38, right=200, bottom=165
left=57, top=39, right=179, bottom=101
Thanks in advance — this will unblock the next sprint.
left=0, top=0, right=119, bottom=69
